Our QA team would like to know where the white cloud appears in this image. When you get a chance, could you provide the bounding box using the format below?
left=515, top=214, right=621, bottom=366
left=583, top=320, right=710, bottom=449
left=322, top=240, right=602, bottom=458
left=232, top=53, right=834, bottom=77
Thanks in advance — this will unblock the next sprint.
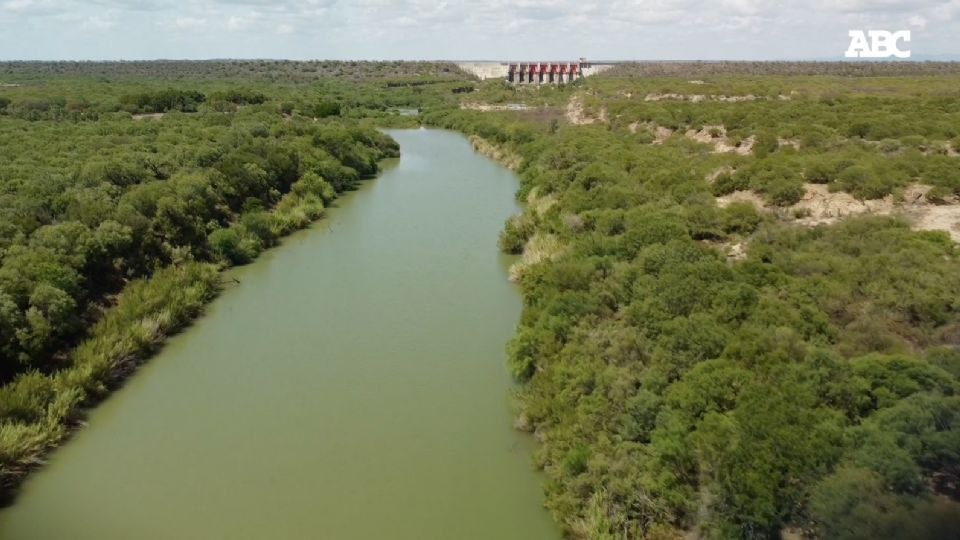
left=226, top=11, right=262, bottom=31
left=89, top=0, right=170, bottom=10
left=175, top=16, right=207, bottom=30
left=931, top=0, right=960, bottom=20
left=824, top=0, right=939, bottom=12
left=82, top=14, right=115, bottom=29
left=1, top=0, right=61, bottom=14
left=1, top=0, right=959, bottom=60
left=721, top=0, right=767, bottom=16
left=2, top=0, right=35, bottom=11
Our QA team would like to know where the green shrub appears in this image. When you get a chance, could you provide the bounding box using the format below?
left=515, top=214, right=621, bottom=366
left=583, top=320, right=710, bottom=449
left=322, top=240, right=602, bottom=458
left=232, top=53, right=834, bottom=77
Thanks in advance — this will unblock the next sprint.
left=0, top=371, right=55, bottom=423
left=563, top=445, right=591, bottom=476
left=805, top=161, right=834, bottom=183
left=208, top=89, right=267, bottom=105
left=304, top=100, right=341, bottom=118
left=752, top=131, right=779, bottom=158
left=764, top=178, right=805, bottom=206
left=835, top=165, right=901, bottom=199
left=722, top=201, right=763, bottom=234
left=711, top=172, right=749, bottom=196
left=240, top=211, right=277, bottom=246
left=878, top=139, right=903, bottom=154
left=291, top=172, right=336, bottom=203
left=207, top=227, right=261, bottom=265
left=498, top=213, right=536, bottom=254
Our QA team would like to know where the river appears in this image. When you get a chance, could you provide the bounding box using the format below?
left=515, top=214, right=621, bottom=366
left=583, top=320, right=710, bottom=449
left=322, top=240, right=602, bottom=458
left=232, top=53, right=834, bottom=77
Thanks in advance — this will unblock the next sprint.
left=0, top=129, right=559, bottom=539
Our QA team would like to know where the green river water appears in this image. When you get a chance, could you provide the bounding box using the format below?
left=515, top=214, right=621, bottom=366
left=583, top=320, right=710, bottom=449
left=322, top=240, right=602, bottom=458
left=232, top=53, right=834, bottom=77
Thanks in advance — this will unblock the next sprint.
left=0, top=129, right=559, bottom=539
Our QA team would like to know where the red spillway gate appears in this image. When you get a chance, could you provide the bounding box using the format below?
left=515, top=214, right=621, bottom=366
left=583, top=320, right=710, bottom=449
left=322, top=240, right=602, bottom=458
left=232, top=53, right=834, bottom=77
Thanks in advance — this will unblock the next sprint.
left=507, top=61, right=584, bottom=83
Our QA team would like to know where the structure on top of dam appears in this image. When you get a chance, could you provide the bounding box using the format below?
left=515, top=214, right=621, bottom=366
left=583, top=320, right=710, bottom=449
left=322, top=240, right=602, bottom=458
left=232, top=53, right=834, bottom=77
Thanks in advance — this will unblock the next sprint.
left=456, top=58, right=614, bottom=84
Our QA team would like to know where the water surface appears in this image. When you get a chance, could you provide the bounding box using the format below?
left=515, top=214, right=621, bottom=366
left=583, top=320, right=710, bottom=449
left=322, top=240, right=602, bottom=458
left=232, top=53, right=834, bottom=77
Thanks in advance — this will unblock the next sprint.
left=0, top=129, right=558, bottom=539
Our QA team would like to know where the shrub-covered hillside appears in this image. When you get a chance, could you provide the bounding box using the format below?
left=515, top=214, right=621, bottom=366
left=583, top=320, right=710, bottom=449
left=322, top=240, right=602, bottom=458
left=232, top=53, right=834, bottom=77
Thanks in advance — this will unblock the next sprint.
left=427, top=71, right=960, bottom=539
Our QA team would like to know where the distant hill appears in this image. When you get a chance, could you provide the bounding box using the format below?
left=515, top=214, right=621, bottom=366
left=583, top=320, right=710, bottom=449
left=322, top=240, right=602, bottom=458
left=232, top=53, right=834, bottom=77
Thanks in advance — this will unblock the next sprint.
left=600, top=60, right=960, bottom=77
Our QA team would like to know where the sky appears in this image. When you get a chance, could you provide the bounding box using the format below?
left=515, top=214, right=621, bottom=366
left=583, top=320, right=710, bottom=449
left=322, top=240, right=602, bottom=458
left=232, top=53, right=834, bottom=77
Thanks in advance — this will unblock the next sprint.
left=0, top=0, right=958, bottom=61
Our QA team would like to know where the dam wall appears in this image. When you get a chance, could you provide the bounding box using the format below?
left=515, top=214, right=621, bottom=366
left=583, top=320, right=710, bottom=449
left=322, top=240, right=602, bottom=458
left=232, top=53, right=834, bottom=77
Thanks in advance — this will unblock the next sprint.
left=456, top=60, right=614, bottom=84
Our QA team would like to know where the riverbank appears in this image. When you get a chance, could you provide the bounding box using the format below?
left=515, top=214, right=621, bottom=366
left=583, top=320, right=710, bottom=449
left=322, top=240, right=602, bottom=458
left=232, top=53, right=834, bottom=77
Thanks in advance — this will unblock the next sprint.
left=468, top=135, right=523, bottom=171
left=425, top=78, right=960, bottom=537
left=0, top=129, right=559, bottom=539
left=0, top=263, right=220, bottom=496
left=0, top=163, right=387, bottom=499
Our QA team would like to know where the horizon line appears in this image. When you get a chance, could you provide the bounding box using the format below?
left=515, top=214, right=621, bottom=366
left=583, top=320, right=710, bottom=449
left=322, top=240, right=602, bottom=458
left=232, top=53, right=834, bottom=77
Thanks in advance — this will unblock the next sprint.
left=2, top=57, right=960, bottom=63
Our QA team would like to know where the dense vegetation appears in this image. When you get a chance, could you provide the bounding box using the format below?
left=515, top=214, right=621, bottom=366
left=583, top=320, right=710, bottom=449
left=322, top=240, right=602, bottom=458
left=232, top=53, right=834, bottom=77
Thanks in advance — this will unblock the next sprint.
left=0, top=69, right=424, bottom=491
left=426, top=70, right=960, bottom=538
left=603, top=61, right=960, bottom=77
left=3, top=61, right=959, bottom=539
left=0, top=60, right=462, bottom=81
left=590, top=75, right=960, bottom=204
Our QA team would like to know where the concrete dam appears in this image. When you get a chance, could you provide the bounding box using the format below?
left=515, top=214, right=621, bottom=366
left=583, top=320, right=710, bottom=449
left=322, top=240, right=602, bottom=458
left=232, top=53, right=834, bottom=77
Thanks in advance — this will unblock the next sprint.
left=456, top=60, right=614, bottom=84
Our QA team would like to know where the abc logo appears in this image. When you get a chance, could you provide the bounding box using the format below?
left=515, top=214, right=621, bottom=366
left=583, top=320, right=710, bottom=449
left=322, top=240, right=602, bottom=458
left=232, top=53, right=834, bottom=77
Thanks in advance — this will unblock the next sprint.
left=845, top=30, right=912, bottom=59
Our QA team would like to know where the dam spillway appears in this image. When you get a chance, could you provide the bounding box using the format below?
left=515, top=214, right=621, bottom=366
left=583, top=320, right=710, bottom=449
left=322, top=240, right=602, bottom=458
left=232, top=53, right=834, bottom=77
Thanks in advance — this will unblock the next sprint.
left=456, top=60, right=614, bottom=84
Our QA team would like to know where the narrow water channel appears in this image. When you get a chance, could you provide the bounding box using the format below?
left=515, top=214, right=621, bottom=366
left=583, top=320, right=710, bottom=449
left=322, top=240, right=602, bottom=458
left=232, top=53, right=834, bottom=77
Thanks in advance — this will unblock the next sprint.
left=0, top=129, right=559, bottom=539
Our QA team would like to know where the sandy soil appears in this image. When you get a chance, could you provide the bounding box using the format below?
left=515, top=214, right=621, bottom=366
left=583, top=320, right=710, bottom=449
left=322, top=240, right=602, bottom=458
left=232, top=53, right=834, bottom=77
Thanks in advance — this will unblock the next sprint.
left=911, top=206, right=960, bottom=241
left=705, top=166, right=735, bottom=183
left=628, top=121, right=674, bottom=144
left=900, top=185, right=960, bottom=241
left=565, top=96, right=607, bottom=125
left=778, top=138, right=801, bottom=150
left=460, top=102, right=531, bottom=112
left=717, top=183, right=960, bottom=242
left=725, top=241, right=748, bottom=261
left=132, top=113, right=165, bottom=121
left=791, top=184, right=895, bottom=225
left=685, top=125, right=754, bottom=154
left=652, top=125, right=673, bottom=143
left=645, top=93, right=758, bottom=102
left=702, top=239, right=748, bottom=262
left=716, top=190, right=769, bottom=209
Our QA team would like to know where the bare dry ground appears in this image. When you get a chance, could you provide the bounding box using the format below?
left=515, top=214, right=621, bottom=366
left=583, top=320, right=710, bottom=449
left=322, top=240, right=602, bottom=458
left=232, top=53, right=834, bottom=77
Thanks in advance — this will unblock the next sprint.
left=470, top=91, right=960, bottom=250
left=565, top=95, right=607, bottom=125
left=628, top=121, right=674, bottom=143
left=460, top=102, right=531, bottom=112
left=131, top=112, right=165, bottom=121
left=717, top=183, right=960, bottom=242
left=685, top=125, right=755, bottom=154
left=644, top=92, right=767, bottom=102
